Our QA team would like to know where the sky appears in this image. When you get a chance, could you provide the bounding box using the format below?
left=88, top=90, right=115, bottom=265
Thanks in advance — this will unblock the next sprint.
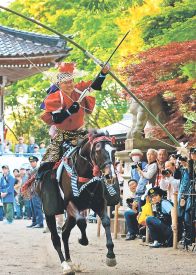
left=0, top=0, right=14, bottom=7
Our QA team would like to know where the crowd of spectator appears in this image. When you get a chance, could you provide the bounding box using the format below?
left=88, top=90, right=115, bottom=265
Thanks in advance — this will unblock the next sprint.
left=0, top=136, right=46, bottom=158
left=122, top=147, right=196, bottom=248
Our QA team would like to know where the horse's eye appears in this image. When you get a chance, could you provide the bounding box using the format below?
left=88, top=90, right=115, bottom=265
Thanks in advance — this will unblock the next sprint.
left=95, top=143, right=101, bottom=152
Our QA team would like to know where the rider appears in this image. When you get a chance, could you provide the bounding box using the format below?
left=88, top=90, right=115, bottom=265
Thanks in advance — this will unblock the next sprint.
left=37, top=62, right=110, bottom=180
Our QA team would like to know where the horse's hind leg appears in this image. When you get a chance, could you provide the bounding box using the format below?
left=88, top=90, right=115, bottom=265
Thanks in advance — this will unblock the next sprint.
left=95, top=206, right=117, bottom=267
left=45, top=214, right=74, bottom=275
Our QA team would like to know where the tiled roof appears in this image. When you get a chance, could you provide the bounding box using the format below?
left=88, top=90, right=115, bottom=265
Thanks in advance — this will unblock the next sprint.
left=0, top=25, right=72, bottom=57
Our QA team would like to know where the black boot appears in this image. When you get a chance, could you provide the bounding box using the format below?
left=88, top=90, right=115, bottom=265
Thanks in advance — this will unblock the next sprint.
left=36, top=162, right=55, bottom=181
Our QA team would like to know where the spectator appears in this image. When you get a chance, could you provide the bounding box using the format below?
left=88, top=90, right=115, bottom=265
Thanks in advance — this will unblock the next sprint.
left=0, top=165, right=15, bottom=224
left=33, top=145, right=42, bottom=160
left=0, top=193, right=3, bottom=221
left=177, top=156, right=191, bottom=243
left=14, top=173, right=23, bottom=219
left=146, top=187, right=174, bottom=248
left=13, top=169, right=20, bottom=178
left=0, top=137, right=3, bottom=155
left=124, top=179, right=139, bottom=240
left=129, top=149, right=147, bottom=182
left=159, top=161, right=180, bottom=202
left=115, top=161, right=124, bottom=186
left=20, top=167, right=31, bottom=219
left=155, top=149, right=168, bottom=187
left=26, top=156, right=44, bottom=229
left=15, top=137, right=27, bottom=155
left=4, top=144, right=13, bottom=155
left=135, top=149, right=158, bottom=210
left=27, top=137, right=38, bottom=155
left=39, top=142, right=46, bottom=156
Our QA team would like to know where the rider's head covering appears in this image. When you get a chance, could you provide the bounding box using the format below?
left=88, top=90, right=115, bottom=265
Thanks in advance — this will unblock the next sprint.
left=56, top=62, right=87, bottom=83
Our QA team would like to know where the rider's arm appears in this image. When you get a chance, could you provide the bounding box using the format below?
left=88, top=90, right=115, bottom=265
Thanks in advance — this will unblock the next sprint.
left=51, top=102, right=80, bottom=123
left=91, top=64, right=110, bottom=91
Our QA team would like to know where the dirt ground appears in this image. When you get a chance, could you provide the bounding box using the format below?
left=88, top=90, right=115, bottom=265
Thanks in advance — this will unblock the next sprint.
left=0, top=219, right=195, bottom=275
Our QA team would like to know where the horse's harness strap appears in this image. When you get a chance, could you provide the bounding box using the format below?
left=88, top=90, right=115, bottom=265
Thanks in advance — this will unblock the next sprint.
left=78, top=177, right=90, bottom=183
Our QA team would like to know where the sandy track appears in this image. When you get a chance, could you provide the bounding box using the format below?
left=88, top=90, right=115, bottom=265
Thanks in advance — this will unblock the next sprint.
left=0, top=219, right=195, bottom=275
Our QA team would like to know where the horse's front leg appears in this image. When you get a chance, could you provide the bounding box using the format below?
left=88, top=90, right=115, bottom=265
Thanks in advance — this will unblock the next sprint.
left=45, top=214, right=73, bottom=274
left=96, top=206, right=117, bottom=267
left=67, top=201, right=88, bottom=246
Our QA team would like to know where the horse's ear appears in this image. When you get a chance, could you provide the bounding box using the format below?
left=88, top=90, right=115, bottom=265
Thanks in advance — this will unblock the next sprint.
left=105, top=130, right=109, bottom=137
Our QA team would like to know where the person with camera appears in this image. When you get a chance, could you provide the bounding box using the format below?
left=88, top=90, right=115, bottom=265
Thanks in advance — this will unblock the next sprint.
left=129, top=149, right=147, bottom=182
left=159, top=161, right=180, bottom=203
left=124, top=179, right=139, bottom=240
left=155, top=149, right=168, bottom=187
left=146, top=187, right=175, bottom=248
left=135, top=149, right=158, bottom=211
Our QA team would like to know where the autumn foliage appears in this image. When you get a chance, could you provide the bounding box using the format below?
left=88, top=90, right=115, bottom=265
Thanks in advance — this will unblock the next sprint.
left=121, top=40, right=196, bottom=144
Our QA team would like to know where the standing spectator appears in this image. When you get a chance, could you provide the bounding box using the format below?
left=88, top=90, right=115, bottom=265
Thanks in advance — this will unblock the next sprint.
left=155, top=149, right=168, bottom=187
left=0, top=193, right=3, bottom=221
left=0, top=137, right=3, bottom=155
left=15, top=137, right=27, bottom=155
left=33, top=145, right=42, bottom=160
left=20, top=167, right=31, bottom=219
left=0, top=165, right=15, bottom=224
left=124, top=179, right=139, bottom=240
left=135, top=149, right=158, bottom=210
left=39, top=142, right=46, bottom=157
left=26, top=156, right=44, bottom=228
left=14, top=173, right=23, bottom=219
left=27, top=137, right=38, bottom=155
left=129, top=149, right=147, bottom=182
left=159, top=161, right=180, bottom=202
left=13, top=169, right=20, bottom=177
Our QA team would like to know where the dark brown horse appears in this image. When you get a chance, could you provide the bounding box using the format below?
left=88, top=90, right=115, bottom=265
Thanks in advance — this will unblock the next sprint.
left=41, top=131, right=119, bottom=274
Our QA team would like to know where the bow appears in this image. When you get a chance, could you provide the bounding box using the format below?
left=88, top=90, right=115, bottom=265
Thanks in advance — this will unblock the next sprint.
left=0, top=5, right=180, bottom=147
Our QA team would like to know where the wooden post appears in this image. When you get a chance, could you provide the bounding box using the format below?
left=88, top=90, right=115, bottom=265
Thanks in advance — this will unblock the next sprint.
left=173, top=192, right=178, bottom=249
left=114, top=204, right=119, bottom=239
left=97, top=217, right=101, bottom=237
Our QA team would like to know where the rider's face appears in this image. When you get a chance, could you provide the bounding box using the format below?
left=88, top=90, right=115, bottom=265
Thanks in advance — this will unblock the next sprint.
left=59, top=80, right=74, bottom=95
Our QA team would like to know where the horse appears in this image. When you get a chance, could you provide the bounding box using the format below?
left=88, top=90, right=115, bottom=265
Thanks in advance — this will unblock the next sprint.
left=40, top=131, right=119, bottom=274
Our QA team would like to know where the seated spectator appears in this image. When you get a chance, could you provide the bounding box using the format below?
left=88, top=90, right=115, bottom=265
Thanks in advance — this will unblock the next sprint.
left=159, top=161, right=180, bottom=203
left=27, top=137, right=38, bottom=155
left=155, top=149, right=168, bottom=187
left=0, top=165, right=15, bottom=224
left=124, top=179, right=139, bottom=240
left=129, top=149, right=147, bottom=182
left=146, top=187, right=174, bottom=248
left=39, top=142, right=46, bottom=156
left=135, top=149, right=158, bottom=210
left=15, top=137, right=27, bottom=154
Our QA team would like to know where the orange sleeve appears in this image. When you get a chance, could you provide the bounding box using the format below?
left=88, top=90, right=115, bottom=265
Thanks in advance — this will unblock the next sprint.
left=44, top=91, right=62, bottom=112
left=83, top=96, right=96, bottom=114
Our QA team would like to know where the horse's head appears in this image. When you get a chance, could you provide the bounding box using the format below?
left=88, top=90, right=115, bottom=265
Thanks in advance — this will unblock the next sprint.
left=89, top=131, right=116, bottom=182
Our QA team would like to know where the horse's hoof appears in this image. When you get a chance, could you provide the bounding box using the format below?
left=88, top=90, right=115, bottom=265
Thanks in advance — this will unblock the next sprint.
left=78, top=237, right=89, bottom=246
left=61, top=261, right=75, bottom=275
left=106, top=257, right=117, bottom=267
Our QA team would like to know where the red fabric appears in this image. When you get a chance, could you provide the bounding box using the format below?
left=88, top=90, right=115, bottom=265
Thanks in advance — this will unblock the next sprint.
left=78, top=177, right=90, bottom=183
left=41, top=86, right=95, bottom=131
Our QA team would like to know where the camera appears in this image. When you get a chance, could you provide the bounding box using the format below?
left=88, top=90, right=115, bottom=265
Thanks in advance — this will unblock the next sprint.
left=131, top=162, right=142, bottom=169
left=161, top=169, right=172, bottom=176
left=126, top=198, right=134, bottom=205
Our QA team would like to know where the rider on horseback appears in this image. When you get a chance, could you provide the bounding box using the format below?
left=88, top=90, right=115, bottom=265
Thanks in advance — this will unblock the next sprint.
left=36, top=62, right=110, bottom=181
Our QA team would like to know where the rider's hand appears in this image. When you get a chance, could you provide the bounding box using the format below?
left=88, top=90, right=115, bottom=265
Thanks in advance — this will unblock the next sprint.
left=101, top=63, right=110, bottom=75
left=67, top=102, right=80, bottom=114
